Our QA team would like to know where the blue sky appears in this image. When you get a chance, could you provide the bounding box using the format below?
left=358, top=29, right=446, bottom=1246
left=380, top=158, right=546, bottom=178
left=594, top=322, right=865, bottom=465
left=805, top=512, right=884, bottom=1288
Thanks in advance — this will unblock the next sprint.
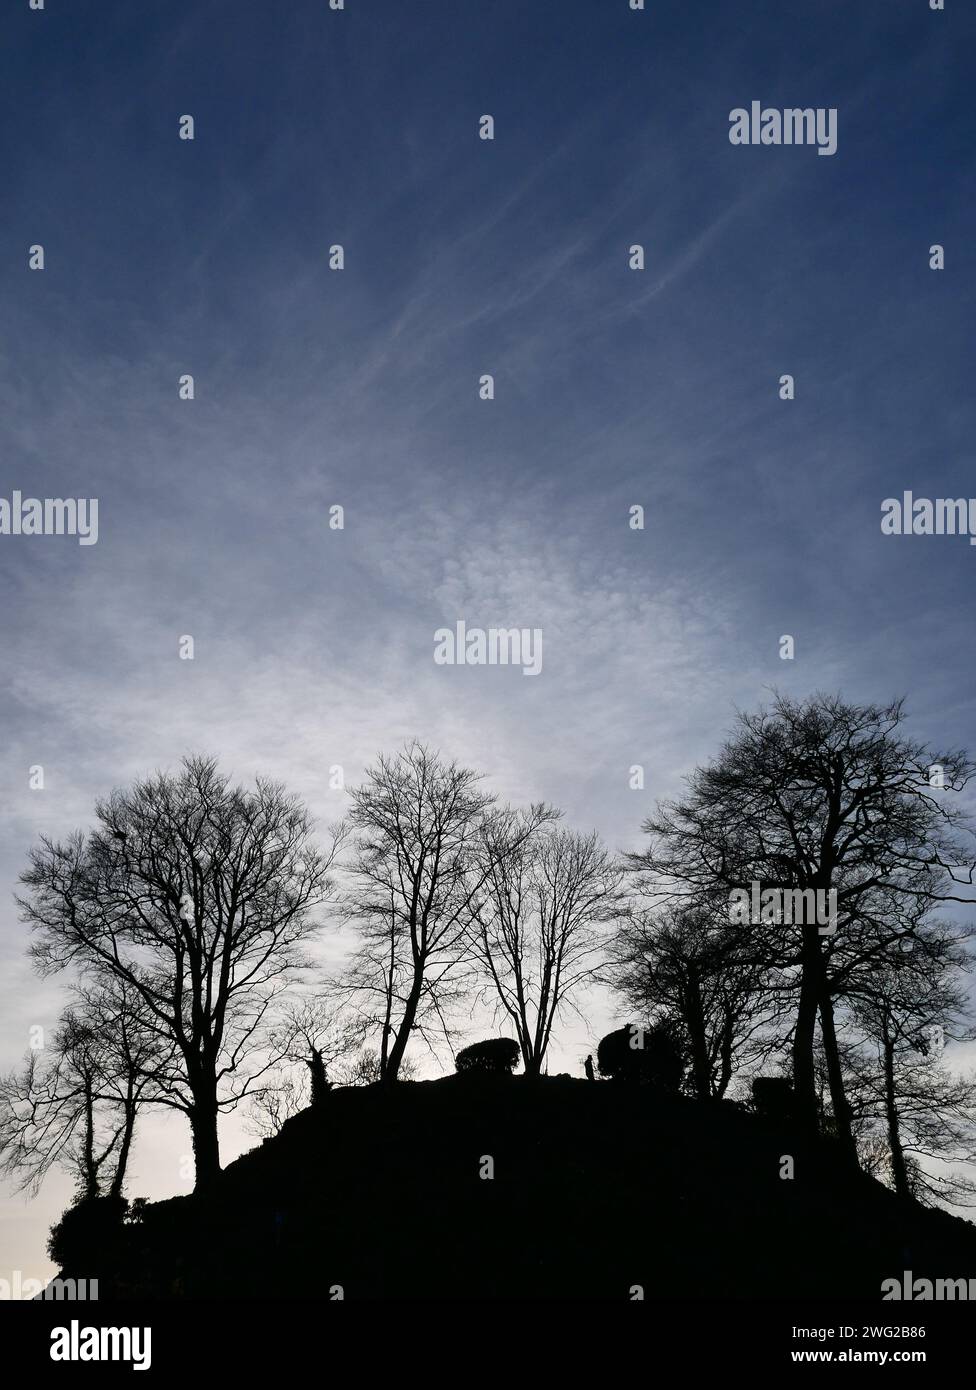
left=1, top=0, right=975, bottom=1281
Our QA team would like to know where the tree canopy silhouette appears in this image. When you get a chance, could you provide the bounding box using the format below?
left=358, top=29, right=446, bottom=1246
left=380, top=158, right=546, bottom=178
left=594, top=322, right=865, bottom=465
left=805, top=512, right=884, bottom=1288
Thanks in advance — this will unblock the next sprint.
left=19, top=756, right=343, bottom=1190
left=629, top=693, right=976, bottom=1149
left=337, top=741, right=551, bottom=1081
left=473, top=818, right=621, bottom=1077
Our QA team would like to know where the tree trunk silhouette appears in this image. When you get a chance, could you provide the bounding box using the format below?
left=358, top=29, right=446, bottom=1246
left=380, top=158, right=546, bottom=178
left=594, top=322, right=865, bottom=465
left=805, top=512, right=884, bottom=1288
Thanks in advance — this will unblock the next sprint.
left=882, top=1033, right=912, bottom=1199
left=684, top=965, right=712, bottom=1100
left=189, top=1083, right=220, bottom=1192
left=818, top=992, right=858, bottom=1166
left=522, top=1049, right=542, bottom=1079
left=792, top=926, right=821, bottom=1137
left=308, top=1047, right=329, bottom=1106
left=108, top=1094, right=137, bottom=1201
left=81, top=1076, right=99, bottom=1201
left=384, top=974, right=422, bottom=1082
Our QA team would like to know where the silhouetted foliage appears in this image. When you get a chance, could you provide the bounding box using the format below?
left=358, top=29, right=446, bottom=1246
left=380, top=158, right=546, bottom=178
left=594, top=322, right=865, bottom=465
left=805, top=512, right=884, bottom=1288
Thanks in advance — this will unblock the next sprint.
left=597, top=1023, right=684, bottom=1090
left=47, top=1193, right=128, bottom=1275
left=308, top=1048, right=330, bottom=1106
left=606, top=906, right=781, bottom=1100
left=455, top=1038, right=521, bottom=1075
left=752, top=1077, right=796, bottom=1123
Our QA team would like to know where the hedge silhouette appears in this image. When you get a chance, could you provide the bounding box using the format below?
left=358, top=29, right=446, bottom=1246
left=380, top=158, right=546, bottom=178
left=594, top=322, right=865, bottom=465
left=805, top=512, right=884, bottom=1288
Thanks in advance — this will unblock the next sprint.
left=597, top=1023, right=684, bottom=1090
left=455, top=1038, right=521, bottom=1075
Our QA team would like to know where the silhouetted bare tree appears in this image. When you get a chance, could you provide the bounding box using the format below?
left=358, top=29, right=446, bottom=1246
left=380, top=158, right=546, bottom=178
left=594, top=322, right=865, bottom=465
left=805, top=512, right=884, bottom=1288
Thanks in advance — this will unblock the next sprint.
left=844, top=913, right=976, bottom=1204
left=629, top=694, right=976, bottom=1150
left=0, top=978, right=163, bottom=1200
left=338, top=742, right=552, bottom=1080
left=606, top=906, right=781, bottom=1099
left=334, top=1049, right=419, bottom=1086
left=19, top=756, right=344, bottom=1190
left=247, top=998, right=361, bottom=1136
left=473, top=817, right=621, bottom=1077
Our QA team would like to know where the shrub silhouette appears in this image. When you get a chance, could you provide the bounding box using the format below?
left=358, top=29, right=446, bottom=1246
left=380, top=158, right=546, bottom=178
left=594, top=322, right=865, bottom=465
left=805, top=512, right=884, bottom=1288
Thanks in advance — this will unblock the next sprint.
left=308, top=1047, right=331, bottom=1106
left=47, top=1194, right=128, bottom=1276
left=597, top=1023, right=683, bottom=1090
left=455, top=1038, right=521, bottom=1075
left=751, top=1076, right=795, bottom=1122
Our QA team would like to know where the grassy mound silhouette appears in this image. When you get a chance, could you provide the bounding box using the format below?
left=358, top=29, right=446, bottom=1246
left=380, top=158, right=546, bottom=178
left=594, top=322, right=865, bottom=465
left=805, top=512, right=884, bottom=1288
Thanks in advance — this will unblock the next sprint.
left=69, top=1075, right=976, bottom=1299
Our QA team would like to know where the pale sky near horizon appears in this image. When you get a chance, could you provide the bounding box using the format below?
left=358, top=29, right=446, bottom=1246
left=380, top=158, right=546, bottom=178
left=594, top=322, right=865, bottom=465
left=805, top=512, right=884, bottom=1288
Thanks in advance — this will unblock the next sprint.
left=2, top=0, right=976, bottom=1286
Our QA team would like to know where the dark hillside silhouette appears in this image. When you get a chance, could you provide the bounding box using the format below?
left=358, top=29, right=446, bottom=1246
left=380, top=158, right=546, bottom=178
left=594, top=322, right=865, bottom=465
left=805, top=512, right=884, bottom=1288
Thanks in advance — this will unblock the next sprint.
left=49, top=1075, right=976, bottom=1300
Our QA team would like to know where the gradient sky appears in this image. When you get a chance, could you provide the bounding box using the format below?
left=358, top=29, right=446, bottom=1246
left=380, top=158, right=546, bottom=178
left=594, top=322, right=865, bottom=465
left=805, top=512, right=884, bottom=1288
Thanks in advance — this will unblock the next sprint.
left=2, top=0, right=975, bottom=1284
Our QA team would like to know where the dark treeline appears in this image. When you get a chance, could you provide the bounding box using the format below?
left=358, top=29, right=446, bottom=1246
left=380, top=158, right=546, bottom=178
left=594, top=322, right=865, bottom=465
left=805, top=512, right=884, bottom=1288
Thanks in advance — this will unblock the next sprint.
left=3, top=692, right=976, bottom=1221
